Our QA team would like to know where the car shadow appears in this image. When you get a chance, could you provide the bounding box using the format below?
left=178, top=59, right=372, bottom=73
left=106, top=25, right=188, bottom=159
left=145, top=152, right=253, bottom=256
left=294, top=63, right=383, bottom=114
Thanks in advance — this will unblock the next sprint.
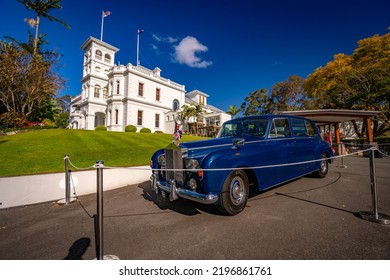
left=263, top=172, right=357, bottom=215
left=138, top=181, right=223, bottom=216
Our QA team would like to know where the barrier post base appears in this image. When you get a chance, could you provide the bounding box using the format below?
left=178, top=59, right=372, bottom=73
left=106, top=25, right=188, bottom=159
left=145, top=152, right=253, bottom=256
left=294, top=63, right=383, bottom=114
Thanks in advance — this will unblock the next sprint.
left=358, top=211, right=390, bottom=225
left=93, top=255, right=120, bottom=260
left=57, top=197, right=77, bottom=205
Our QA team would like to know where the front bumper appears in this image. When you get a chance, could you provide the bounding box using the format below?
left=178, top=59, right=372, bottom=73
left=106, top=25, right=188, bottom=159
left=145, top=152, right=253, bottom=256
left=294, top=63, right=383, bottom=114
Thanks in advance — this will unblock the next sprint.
left=150, top=173, right=219, bottom=204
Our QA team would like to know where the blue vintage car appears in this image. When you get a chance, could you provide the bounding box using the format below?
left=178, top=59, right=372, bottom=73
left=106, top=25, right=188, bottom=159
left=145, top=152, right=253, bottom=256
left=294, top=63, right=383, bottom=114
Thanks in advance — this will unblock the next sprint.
left=150, top=115, right=334, bottom=215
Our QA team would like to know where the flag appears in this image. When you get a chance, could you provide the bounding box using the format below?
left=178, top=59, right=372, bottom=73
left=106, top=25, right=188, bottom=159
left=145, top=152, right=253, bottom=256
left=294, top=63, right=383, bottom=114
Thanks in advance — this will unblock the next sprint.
left=24, top=18, right=36, bottom=28
left=103, top=11, right=111, bottom=17
left=137, top=29, right=144, bottom=34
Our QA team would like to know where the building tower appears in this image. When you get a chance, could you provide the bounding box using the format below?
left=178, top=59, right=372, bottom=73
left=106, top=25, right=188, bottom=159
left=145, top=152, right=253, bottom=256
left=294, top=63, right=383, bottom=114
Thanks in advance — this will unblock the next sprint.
left=77, top=37, right=119, bottom=130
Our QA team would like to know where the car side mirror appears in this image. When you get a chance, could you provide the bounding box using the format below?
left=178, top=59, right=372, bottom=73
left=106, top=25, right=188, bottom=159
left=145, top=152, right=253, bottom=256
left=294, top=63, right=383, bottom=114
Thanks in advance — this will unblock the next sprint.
left=232, top=138, right=245, bottom=149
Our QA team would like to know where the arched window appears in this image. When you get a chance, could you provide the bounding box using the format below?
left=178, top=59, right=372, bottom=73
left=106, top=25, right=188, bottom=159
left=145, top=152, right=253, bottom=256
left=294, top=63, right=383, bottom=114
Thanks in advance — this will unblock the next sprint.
left=104, top=53, right=111, bottom=63
left=172, top=99, right=180, bottom=112
left=95, top=50, right=102, bottom=59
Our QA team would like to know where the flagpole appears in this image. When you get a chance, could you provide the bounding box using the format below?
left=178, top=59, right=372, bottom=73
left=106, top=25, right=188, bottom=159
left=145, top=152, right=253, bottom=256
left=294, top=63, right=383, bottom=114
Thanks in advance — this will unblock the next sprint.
left=100, top=11, right=104, bottom=41
left=136, top=30, right=140, bottom=66
left=136, top=29, right=144, bottom=66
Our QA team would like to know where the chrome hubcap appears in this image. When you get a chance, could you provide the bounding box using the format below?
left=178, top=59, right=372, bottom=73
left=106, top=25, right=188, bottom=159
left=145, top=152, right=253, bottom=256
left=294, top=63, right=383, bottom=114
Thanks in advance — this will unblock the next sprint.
left=230, top=177, right=245, bottom=205
left=320, top=157, right=327, bottom=173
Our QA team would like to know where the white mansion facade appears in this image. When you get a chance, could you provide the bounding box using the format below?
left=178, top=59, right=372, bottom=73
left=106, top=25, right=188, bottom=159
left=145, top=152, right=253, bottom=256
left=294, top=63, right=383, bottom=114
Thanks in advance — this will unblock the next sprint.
left=69, top=37, right=230, bottom=134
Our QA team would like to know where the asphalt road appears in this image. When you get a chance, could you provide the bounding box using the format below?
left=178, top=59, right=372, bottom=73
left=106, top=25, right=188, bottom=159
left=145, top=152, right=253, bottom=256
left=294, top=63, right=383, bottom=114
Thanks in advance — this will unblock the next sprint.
left=0, top=156, right=389, bottom=260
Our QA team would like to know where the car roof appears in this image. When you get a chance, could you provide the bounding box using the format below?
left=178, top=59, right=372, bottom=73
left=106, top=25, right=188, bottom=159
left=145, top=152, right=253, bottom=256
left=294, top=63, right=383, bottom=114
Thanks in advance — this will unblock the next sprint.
left=227, top=114, right=310, bottom=122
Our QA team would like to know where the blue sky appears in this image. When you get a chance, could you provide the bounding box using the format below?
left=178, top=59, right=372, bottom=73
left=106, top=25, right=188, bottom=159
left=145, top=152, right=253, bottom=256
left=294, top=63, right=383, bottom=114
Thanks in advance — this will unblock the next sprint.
left=1, top=0, right=389, bottom=112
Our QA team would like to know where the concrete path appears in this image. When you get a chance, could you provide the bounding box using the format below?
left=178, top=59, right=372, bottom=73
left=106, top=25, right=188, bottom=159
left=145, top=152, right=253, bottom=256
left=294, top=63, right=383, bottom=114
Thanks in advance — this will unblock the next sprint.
left=0, top=156, right=389, bottom=260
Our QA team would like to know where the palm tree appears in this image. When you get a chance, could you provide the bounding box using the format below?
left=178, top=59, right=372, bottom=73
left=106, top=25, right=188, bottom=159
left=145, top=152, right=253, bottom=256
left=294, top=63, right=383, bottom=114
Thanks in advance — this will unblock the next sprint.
left=18, top=0, right=70, bottom=54
left=179, top=103, right=204, bottom=135
left=5, top=31, right=49, bottom=54
left=226, top=105, right=241, bottom=118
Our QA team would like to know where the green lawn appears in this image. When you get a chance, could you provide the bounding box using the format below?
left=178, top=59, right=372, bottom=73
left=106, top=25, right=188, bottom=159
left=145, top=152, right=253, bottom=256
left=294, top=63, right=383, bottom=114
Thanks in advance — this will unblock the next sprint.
left=0, top=129, right=206, bottom=177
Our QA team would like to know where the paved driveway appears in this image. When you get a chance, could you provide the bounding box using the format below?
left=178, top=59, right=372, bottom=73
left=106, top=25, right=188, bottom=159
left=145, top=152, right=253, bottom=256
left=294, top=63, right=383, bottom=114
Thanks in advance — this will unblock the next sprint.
left=0, top=156, right=389, bottom=260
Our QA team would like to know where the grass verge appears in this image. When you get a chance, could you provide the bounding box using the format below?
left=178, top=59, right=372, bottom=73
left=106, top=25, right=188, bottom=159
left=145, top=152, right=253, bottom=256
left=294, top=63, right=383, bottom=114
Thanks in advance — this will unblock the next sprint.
left=0, top=129, right=206, bottom=177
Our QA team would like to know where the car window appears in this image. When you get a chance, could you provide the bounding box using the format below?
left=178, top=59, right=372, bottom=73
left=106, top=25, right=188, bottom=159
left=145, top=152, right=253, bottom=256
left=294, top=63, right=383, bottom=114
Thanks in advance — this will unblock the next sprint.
left=241, top=119, right=268, bottom=137
left=291, top=118, right=308, bottom=136
left=305, top=120, right=316, bottom=136
left=218, top=123, right=238, bottom=137
left=217, top=118, right=268, bottom=138
left=268, top=118, right=291, bottom=138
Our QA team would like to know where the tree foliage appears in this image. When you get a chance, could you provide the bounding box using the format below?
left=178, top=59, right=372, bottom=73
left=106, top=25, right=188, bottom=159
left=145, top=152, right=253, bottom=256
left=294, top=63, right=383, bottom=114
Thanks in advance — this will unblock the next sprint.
left=226, top=105, right=241, bottom=118
left=239, top=88, right=270, bottom=116
left=17, top=0, right=70, bottom=54
left=304, top=29, right=390, bottom=137
left=0, top=41, right=64, bottom=121
left=269, top=75, right=313, bottom=113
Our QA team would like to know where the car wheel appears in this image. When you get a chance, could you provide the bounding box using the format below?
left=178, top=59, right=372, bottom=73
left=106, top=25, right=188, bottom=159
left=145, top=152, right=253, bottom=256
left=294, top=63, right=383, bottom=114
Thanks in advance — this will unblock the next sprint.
left=314, top=154, right=328, bottom=178
left=218, top=170, right=249, bottom=215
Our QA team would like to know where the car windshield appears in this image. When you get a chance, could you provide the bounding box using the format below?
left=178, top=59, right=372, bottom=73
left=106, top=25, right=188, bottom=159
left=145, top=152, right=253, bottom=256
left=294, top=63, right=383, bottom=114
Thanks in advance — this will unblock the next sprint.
left=216, top=118, right=269, bottom=138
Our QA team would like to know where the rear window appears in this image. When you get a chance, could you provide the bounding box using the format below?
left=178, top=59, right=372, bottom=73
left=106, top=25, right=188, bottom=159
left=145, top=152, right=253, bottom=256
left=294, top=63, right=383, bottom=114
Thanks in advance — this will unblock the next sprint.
left=305, top=120, right=316, bottom=136
left=291, top=118, right=308, bottom=136
left=268, top=118, right=291, bottom=138
left=291, top=118, right=317, bottom=137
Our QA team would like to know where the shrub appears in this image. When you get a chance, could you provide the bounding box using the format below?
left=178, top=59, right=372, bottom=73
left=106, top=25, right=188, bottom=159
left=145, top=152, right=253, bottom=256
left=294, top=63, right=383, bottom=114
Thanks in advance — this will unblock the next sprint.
left=95, top=125, right=107, bottom=131
left=140, top=127, right=151, bottom=133
left=0, top=112, right=28, bottom=129
left=125, top=125, right=137, bottom=132
left=42, top=118, right=56, bottom=127
left=154, top=130, right=163, bottom=133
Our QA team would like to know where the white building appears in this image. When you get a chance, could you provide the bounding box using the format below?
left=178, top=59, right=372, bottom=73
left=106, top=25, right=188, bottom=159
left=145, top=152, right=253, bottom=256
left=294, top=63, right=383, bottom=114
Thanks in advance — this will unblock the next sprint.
left=69, top=37, right=230, bottom=135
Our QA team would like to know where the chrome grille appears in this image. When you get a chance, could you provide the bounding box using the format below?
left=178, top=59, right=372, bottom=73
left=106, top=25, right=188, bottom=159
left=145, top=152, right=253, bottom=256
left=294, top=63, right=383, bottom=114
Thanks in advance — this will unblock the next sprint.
left=165, top=146, right=185, bottom=187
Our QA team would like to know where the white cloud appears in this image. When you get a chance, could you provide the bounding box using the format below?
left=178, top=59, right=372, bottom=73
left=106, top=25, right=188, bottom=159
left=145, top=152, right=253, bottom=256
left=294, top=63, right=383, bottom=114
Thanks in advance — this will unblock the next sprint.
left=152, top=33, right=162, bottom=42
left=152, top=33, right=178, bottom=44
left=173, top=36, right=212, bottom=68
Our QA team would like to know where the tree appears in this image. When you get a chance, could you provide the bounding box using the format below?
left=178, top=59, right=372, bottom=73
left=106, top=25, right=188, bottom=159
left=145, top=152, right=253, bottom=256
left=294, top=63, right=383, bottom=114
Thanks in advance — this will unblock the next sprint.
left=269, top=75, right=313, bottom=113
left=17, top=0, right=70, bottom=54
left=226, top=105, right=241, bottom=118
left=179, top=103, right=204, bottom=134
left=304, top=29, right=390, bottom=137
left=56, top=94, right=71, bottom=112
left=0, top=40, right=64, bottom=120
left=239, top=88, right=271, bottom=116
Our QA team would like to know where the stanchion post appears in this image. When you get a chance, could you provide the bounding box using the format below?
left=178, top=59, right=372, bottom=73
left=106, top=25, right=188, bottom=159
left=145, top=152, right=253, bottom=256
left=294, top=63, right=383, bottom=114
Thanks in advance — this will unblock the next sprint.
left=95, top=160, right=104, bottom=260
left=57, top=155, right=76, bottom=205
left=358, top=145, right=390, bottom=225
left=65, top=155, right=71, bottom=204
left=337, top=143, right=347, bottom=168
left=93, top=160, right=120, bottom=260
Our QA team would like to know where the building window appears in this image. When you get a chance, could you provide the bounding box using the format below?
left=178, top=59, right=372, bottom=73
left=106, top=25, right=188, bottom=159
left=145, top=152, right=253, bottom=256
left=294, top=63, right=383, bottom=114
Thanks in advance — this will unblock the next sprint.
left=155, top=114, right=160, bottom=128
left=95, top=66, right=101, bottom=73
left=104, top=53, right=111, bottom=63
left=156, top=88, right=160, bottom=101
left=116, top=80, right=120, bottom=94
left=199, top=95, right=205, bottom=105
left=138, top=82, right=144, bottom=96
left=115, top=109, right=119, bottom=125
left=95, top=50, right=102, bottom=60
left=94, top=85, right=100, bottom=98
left=172, top=99, right=179, bottom=111
left=137, top=111, right=143, bottom=126
left=103, top=87, right=108, bottom=99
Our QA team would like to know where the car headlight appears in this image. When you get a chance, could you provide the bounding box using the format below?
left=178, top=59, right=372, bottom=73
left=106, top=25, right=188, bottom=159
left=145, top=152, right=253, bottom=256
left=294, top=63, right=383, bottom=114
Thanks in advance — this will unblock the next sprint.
left=157, top=154, right=165, bottom=166
left=184, top=158, right=200, bottom=170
